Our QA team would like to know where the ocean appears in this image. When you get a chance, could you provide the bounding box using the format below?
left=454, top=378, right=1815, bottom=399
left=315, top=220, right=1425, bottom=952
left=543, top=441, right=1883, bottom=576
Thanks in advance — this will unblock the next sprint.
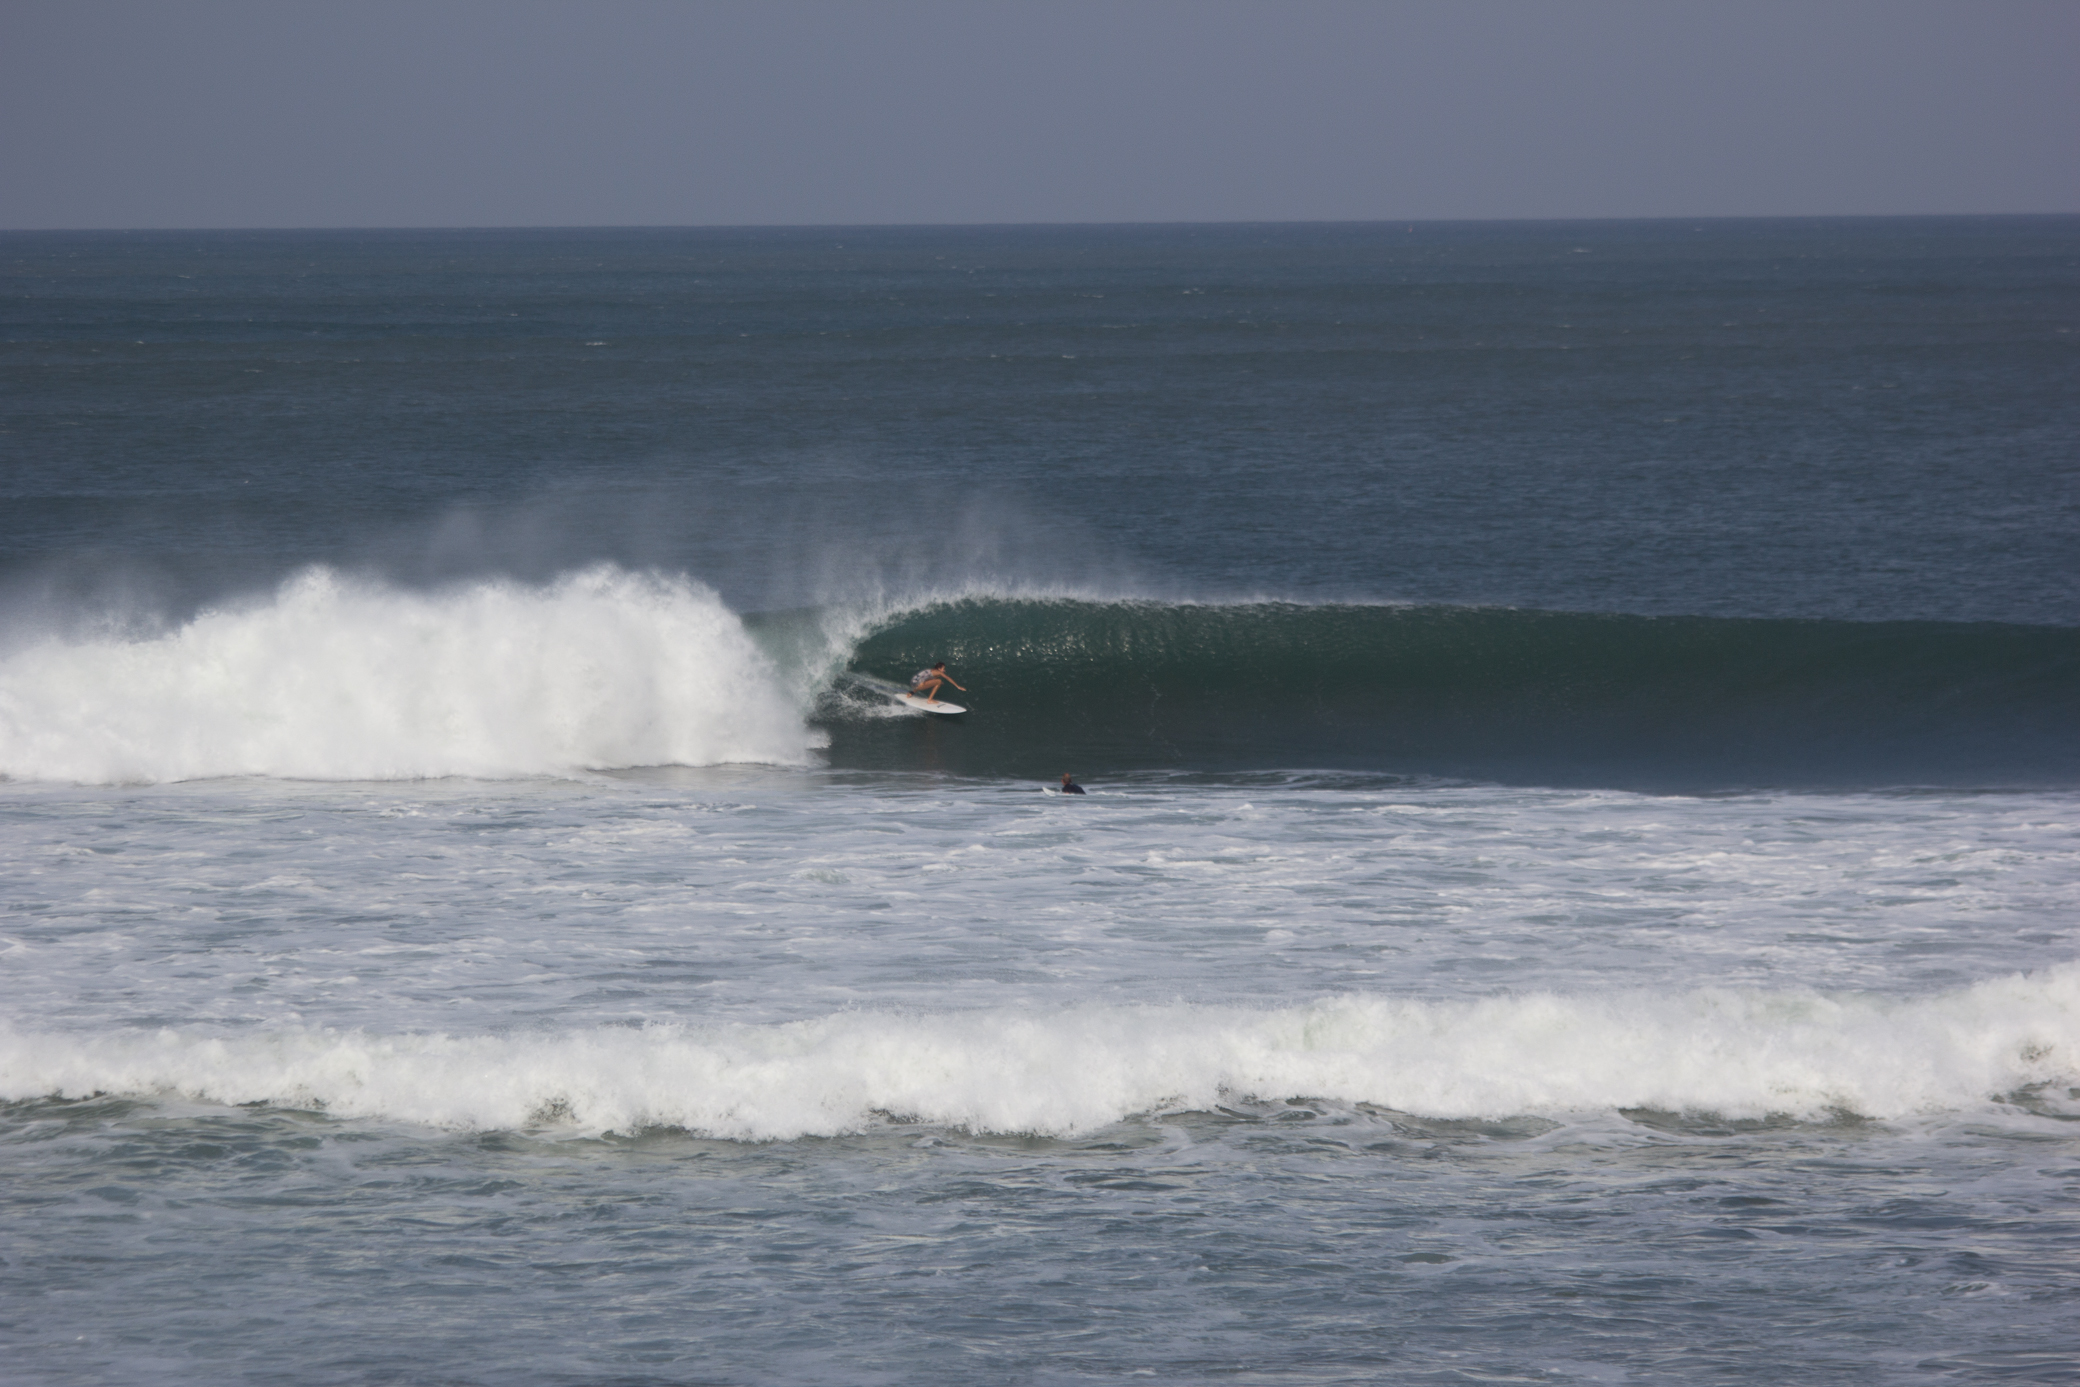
left=2, top=218, right=2077, bottom=1384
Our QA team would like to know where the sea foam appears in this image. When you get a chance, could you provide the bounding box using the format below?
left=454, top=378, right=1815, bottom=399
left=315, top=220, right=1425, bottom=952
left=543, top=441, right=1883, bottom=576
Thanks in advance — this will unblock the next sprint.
left=5, top=967, right=2074, bottom=1139
left=0, top=565, right=820, bottom=782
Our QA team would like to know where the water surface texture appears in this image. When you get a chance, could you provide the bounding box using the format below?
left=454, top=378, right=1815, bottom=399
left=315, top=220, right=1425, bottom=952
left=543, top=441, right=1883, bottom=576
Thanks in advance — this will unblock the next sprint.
left=3, top=220, right=2078, bottom=1385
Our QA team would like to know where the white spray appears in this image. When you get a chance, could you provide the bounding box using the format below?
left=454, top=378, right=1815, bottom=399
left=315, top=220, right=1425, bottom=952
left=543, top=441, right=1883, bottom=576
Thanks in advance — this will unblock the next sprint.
left=0, top=565, right=821, bottom=782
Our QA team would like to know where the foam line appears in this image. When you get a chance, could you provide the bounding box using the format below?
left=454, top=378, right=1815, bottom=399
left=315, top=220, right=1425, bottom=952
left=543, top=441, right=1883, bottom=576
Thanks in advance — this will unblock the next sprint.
left=5, top=968, right=2074, bottom=1139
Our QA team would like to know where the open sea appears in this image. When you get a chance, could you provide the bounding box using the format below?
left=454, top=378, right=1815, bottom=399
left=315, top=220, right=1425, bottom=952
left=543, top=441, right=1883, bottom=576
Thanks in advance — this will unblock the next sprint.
left=3, top=218, right=2078, bottom=1385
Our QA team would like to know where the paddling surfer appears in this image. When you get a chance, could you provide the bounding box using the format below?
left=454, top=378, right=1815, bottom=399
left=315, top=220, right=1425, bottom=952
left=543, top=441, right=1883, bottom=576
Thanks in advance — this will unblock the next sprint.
left=909, top=661, right=965, bottom=704
left=1059, top=773, right=1086, bottom=795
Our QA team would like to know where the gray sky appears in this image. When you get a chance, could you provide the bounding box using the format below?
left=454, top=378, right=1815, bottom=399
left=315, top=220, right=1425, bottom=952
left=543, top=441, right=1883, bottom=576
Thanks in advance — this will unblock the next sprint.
left=3, top=0, right=2075, bottom=228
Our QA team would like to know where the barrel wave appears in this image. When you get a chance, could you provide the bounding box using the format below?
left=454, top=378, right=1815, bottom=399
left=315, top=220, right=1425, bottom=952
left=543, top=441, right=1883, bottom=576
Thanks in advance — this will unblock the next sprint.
left=7, top=577, right=2071, bottom=789
left=823, top=597, right=2080, bottom=789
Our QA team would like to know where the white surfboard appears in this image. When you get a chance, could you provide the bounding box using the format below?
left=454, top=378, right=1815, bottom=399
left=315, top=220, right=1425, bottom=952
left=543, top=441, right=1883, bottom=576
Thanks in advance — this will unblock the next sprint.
left=897, top=693, right=966, bottom=715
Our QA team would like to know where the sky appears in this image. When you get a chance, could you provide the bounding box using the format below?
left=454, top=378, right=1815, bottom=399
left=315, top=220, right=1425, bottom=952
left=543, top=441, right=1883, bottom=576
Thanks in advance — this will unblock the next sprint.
left=2, top=0, right=2075, bottom=229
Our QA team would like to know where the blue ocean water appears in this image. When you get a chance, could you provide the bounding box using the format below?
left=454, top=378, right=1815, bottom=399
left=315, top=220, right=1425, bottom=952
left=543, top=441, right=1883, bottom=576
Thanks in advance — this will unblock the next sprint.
left=2, top=219, right=2078, bottom=1384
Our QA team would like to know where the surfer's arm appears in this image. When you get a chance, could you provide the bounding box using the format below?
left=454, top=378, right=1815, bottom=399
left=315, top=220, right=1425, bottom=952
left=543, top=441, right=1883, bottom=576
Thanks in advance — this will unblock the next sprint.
left=943, top=676, right=966, bottom=691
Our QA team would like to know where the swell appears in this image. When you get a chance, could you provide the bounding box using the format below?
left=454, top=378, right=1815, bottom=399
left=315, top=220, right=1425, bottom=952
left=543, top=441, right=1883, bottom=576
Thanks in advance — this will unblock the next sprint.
left=820, top=598, right=2080, bottom=788
left=5, top=967, right=2075, bottom=1139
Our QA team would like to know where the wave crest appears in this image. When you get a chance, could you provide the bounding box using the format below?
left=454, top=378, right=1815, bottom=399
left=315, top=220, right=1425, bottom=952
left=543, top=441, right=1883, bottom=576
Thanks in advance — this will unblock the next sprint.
left=7, top=969, right=2074, bottom=1139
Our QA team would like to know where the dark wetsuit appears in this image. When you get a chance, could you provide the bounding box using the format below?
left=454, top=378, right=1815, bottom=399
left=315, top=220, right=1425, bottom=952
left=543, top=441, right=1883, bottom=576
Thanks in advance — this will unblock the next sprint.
left=1060, top=780, right=1086, bottom=795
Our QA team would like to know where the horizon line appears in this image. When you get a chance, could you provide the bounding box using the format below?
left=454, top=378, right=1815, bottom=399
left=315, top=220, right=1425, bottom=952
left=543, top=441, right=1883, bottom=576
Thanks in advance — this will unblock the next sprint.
left=6, top=211, right=2079, bottom=236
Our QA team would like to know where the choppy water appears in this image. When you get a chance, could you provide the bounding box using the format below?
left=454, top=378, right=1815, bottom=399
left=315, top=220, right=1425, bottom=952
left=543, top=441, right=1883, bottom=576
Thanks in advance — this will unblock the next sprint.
left=3, top=219, right=2078, bottom=1384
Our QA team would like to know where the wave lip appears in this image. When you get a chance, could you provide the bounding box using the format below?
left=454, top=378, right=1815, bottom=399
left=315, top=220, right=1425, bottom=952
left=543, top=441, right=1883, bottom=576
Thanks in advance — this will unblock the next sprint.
left=0, top=565, right=820, bottom=783
left=6, top=968, right=2074, bottom=1140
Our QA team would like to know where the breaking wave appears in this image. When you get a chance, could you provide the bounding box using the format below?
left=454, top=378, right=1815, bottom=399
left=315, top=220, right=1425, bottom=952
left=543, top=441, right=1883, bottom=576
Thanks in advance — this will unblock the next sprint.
left=8, top=572, right=2074, bottom=789
left=0, top=565, right=820, bottom=782
left=6, top=967, right=2075, bottom=1140
left=821, top=596, right=2080, bottom=788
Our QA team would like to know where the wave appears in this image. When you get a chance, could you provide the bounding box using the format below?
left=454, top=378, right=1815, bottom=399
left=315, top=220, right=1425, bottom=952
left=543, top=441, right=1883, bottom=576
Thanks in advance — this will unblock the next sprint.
left=0, top=566, right=821, bottom=783
left=817, top=596, right=2080, bottom=788
left=5, top=968, right=2075, bottom=1139
left=5, top=574, right=2072, bottom=788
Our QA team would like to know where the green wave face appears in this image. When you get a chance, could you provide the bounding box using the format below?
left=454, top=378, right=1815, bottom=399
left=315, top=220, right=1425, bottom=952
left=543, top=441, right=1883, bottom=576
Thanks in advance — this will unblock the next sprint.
left=823, top=599, right=2080, bottom=789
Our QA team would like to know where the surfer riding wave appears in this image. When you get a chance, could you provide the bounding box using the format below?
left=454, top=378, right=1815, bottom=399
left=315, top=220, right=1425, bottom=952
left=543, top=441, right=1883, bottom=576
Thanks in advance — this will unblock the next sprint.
left=909, top=661, right=965, bottom=705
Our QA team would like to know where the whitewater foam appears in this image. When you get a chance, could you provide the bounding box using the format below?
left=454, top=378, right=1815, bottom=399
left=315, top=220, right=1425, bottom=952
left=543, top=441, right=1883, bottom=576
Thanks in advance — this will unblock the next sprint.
left=7, top=967, right=2073, bottom=1139
left=0, top=566, right=821, bottom=783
